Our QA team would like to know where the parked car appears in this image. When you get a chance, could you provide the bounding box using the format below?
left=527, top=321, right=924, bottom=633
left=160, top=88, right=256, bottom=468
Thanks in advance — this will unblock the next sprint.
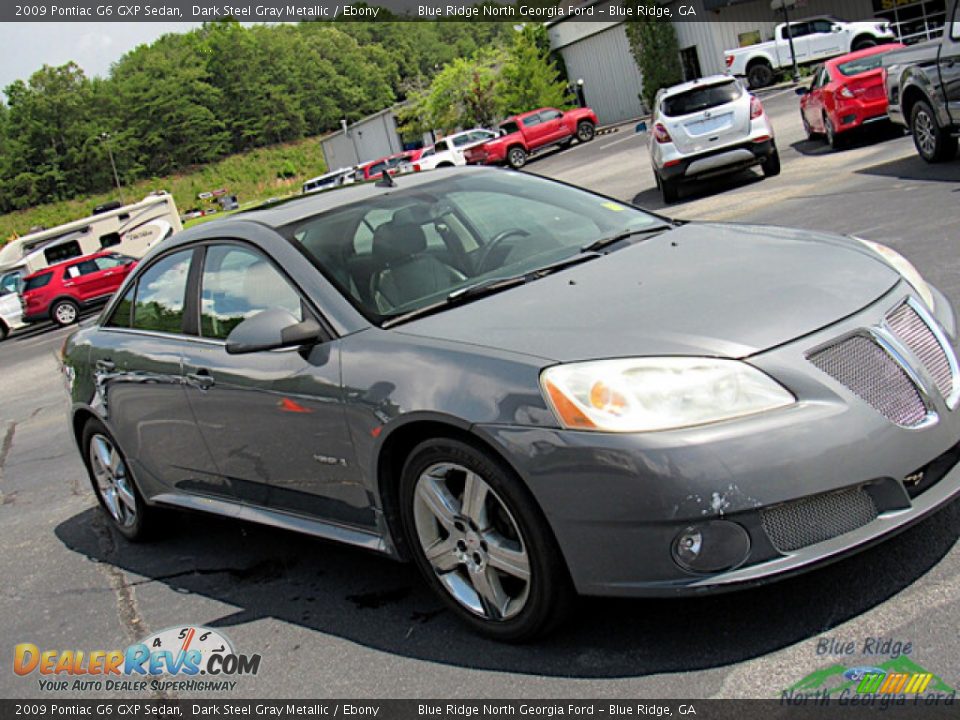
left=302, top=168, right=356, bottom=195
left=464, top=107, right=598, bottom=169
left=726, top=16, right=897, bottom=89
left=883, top=1, right=960, bottom=162
left=0, top=269, right=25, bottom=340
left=64, top=166, right=960, bottom=641
left=797, top=43, right=906, bottom=148
left=415, top=129, right=499, bottom=171
left=649, top=75, right=779, bottom=203
left=22, top=251, right=137, bottom=327
left=359, top=151, right=419, bottom=181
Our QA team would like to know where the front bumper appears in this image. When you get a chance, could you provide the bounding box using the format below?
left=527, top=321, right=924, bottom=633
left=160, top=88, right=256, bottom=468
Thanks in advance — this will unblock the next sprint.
left=657, top=138, right=775, bottom=182
left=476, top=284, right=960, bottom=597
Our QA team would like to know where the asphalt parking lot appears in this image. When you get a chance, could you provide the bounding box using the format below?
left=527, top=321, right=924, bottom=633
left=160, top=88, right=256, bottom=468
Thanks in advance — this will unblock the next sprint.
left=2, top=86, right=960, bottom=700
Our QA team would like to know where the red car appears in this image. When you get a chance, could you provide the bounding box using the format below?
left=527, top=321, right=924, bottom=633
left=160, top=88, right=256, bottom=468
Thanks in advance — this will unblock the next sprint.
left=22, top=251, right=137, bottom=327
left=464, top=106, right=599, bottom=169
left=798, top=43, right=905, bottom=149
left=358, top=150, right=419, bottom=181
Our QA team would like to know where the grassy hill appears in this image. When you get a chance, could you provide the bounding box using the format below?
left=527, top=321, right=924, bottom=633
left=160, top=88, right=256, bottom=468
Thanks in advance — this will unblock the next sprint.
left=0, top=136, right=328, bottom=243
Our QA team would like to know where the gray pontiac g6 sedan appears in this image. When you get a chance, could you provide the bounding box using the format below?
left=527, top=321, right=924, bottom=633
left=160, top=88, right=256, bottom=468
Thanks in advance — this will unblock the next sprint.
left=62, top=167, right=960, bottom=640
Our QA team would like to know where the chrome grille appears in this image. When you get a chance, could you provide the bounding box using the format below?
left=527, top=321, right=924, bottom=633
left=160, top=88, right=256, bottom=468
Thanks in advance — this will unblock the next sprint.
left=886, top=302, right=955, bottom=401
left=808, top=335, right=927, bottom=426
left=761, top=487, right=878, bottom=553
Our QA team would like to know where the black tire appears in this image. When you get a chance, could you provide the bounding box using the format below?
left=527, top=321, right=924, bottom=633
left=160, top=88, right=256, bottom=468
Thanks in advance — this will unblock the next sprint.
left=660, top=175, right=680, bottom=203
left=51, top=298, right=80, bottom=326
left=81, top=417, right=156, bottom=542
left=398, top=437, right=575, bottom=641
left=576, top=121, right=596, bottom=143
left=0, top=321, right=8, bottom=341
left=747, top=62, right=774, bottom=90
left=506, top=146, right=527, bottom=169
left=910, top=99, right=958, bottom=163
left=824, top=114, right=844, bottom=150
left=761, top=146, right=781, bottom=177
left=852, top=37, right=877, bottom=51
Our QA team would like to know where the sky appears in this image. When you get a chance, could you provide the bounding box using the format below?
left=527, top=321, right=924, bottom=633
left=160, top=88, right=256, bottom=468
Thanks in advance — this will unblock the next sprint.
left=0, top=23, right=204, bottom=97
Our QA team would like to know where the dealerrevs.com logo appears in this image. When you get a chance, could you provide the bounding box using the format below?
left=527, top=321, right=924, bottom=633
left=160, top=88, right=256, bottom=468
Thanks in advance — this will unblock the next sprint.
left=14, top=625, right=260, bottom=693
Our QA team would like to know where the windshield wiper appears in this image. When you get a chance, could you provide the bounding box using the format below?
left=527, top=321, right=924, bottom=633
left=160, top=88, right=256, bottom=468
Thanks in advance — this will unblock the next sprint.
left=382, top=253, right=604, bottom=328
left=581, top=224, right=673, bottom=253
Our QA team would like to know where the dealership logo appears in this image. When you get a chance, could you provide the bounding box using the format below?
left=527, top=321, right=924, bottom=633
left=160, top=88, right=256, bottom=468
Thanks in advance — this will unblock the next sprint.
left=14, top=625, right=260, bottom=693
left=782, top=656, right=956, bottom=704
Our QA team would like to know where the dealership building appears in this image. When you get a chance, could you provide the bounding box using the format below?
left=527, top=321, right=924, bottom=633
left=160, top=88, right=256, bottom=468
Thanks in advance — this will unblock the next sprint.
left=547, top=0, right=950, bottom=124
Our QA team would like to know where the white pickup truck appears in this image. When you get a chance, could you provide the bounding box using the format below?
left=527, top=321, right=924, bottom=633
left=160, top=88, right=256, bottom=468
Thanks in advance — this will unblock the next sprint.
left=725, top=16, right=896, bottom=89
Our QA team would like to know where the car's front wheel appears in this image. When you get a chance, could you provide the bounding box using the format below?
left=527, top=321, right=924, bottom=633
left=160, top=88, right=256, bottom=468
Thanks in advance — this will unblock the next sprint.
left=399, top=438, right=573, bottom=641
left=52, top=299, right=79, bottom=326
left=910, top=99, right=958, bottom=163
left=747, top=62, right=774, bottom=89
left=82, top=418, right=155, bottom=541
left=576, top=121, right=596, bottom=143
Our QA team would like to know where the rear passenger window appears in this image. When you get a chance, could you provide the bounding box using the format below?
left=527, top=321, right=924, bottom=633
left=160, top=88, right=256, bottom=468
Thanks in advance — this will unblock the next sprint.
left=107, top=285, right=134, bottom=328
left=23, top=272, right=53, bottom=292
left=131, top=250, right=192, bottom=333
left=200, top=245, right=303, bottom=340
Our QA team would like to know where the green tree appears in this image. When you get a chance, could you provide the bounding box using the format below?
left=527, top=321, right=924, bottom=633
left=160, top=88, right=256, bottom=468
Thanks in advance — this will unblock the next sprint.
left=625, top=5, right=683, bottom=110
left=497, top=24, right=570, bottom=116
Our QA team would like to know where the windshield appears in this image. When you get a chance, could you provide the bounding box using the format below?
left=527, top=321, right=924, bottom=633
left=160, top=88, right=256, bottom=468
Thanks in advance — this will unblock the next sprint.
left=836, top=54, right=885, bottom=76
left=662, top=80, right=742, bottom=116
left=283, top=172, right=664, bottom=325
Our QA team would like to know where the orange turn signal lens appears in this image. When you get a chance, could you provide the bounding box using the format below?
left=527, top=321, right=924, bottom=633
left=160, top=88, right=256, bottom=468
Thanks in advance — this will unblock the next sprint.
left=544, top=379, right=597, bottom=430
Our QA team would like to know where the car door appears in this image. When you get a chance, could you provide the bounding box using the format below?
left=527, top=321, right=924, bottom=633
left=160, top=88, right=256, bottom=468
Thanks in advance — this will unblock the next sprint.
left=782, top=22, right=812, bottom=63
left=179, top=241, right=369, bottom=527
left=91, top=248, right=231, bottom=504
left=520, top=113, right=548, bottom=147
left=808, top=19, right=845, bottom=59
left=942, top=16, right=960, bottom=125
left=63, top=258, right=106, bottom=303
left=538, top=108, right=568, bottom=142
left=804, top=66, right=827, bottom=130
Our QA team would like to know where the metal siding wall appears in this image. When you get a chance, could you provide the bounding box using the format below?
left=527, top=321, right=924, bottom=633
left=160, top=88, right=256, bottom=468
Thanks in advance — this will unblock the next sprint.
left=559, top=24, right=646, bottom=124
left=321, top=112, right=404, bottom=169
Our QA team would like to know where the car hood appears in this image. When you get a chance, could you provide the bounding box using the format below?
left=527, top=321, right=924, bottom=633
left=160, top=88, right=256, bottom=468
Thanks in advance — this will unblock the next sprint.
left=395, top=223, right=901, bottom=362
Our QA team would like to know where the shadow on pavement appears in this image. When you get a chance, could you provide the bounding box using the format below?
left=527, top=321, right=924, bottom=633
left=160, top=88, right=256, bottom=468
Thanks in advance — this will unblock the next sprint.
left=632, top=170, right=766, bottom=213
left=856, top=154, right=960, bottom=184
left=790, top=124, right=906, bottom=157
left=55, top=495, right=960, bottom=678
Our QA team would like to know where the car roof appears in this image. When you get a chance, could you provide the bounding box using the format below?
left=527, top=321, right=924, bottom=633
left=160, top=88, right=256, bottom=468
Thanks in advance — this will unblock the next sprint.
left=237, top=166, right=499, bottom=229
left=659, top=75, right=738, bottom=99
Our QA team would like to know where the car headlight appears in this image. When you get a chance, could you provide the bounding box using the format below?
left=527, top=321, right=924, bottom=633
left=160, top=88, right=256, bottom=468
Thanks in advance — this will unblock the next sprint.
left=854, top=237, right=934, bottom=310
left=541, top=358, right=795, bottom=433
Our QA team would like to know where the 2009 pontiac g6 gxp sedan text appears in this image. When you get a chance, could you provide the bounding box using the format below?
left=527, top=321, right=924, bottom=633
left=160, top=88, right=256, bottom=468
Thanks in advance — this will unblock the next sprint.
left=63, top=167, right=960, bottom=641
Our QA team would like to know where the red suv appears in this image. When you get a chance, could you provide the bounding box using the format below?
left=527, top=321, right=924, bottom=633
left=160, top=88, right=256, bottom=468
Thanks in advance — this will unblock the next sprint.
left=22, top=251, right=137, bottom=327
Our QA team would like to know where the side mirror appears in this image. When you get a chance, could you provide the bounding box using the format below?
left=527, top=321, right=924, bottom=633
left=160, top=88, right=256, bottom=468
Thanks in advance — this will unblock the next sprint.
left=225, top=308, right=322, bottom=355
left=795, top=86, right=809, bottom=96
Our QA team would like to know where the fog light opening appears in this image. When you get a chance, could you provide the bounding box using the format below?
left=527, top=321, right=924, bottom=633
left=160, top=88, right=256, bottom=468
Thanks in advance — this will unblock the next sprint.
left=671, top=520, right=751, bottom=574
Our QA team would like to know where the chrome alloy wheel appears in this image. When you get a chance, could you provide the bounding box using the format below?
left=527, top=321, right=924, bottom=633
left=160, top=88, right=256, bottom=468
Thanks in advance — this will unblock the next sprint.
left=55, top=302, right=77, bottom=325
left=412, top=462, right=531, bottom=620
left=914, top=109, right=936, bottom=157
left=89, top=434, right=137, bottom=527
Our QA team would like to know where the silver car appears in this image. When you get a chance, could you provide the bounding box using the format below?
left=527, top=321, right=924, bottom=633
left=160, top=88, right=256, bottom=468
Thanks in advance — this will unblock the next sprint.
left=649, top=75, right=780, bottom=203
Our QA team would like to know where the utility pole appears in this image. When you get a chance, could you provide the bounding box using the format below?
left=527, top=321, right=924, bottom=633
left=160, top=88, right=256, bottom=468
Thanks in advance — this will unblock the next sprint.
left=773, top=0, right=801, bottom=83
left=99, top=132, right=125, bottom=204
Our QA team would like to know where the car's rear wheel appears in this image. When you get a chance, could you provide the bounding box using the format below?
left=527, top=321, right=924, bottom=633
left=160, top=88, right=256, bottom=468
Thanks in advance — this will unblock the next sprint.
left=81, top=418, right=155, bottom=541
left=659, top=174, right=680, bottom=203
left=761, top=146, right=781, bottom=176
left=852, top=37, right=877, bottom=51
left=507, top=146, right=528, bottom=169
left=910, top=100, right=958, bottom=163
left=747, top=62, right=774, bottom=89
left=824, top=114, right=844, bottom=150
left=576, top=121, right=596, bottom=143
left=399, top=438, right=574, bottom=641
left=51, top=299, right=79, bottom=326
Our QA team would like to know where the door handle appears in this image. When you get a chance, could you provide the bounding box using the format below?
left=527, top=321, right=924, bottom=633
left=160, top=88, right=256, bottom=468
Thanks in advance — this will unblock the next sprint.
left=185, top=369, right=215, bottom=390
left=95, top=359, right=116, bottom=372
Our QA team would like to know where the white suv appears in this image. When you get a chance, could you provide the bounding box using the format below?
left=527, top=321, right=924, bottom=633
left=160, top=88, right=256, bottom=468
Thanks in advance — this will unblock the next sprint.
left=416, top=129, right=498, bottom=171
left=649, top=75, right=780, bottom=203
